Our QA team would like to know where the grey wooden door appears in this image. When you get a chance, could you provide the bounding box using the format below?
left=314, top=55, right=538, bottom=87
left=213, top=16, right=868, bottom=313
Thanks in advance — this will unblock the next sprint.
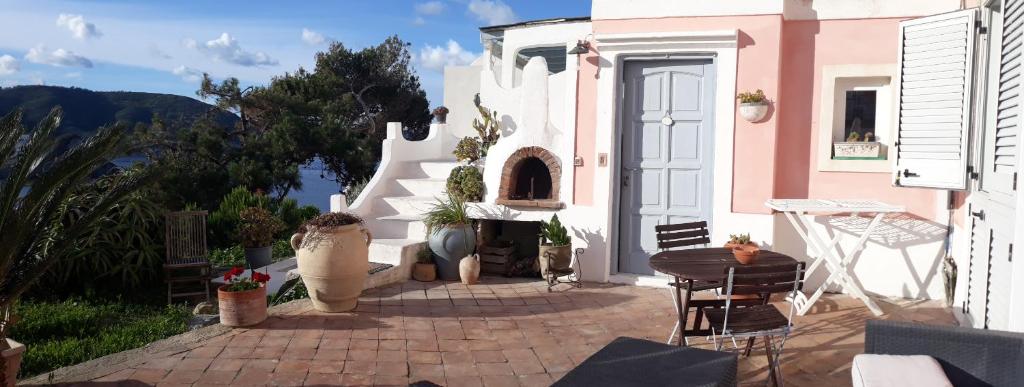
left=618, top=59, right=716, bottom=275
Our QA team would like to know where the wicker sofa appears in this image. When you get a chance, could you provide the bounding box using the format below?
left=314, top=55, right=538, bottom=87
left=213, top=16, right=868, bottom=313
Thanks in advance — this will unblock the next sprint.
left=863, top=320, right=1024, bottom=387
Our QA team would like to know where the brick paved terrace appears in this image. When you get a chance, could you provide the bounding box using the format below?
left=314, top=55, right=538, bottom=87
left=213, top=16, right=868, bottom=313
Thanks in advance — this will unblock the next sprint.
left=31, top=277, right=956, bottom=386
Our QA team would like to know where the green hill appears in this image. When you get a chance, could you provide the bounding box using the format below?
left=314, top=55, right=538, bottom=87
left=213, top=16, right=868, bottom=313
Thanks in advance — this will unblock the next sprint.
left=0, top=85, right=238, bottom=137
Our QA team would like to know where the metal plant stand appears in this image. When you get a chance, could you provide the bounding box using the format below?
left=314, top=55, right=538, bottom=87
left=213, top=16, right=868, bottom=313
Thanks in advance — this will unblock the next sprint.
left=545, top=248, right=584, bottom=292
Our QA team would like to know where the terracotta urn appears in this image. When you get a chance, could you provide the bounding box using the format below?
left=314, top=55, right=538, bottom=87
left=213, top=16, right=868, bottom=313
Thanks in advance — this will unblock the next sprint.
left=733, top=245, right=761, bottom=265
left=459, top=254, right=481, bottom=284
left=291, top=223, right=371, bottom=312
left=218, top=285, right=268, bottom=327
left=1, top=338, right=25, bottom=387
left=413, top=263, right=437, bottom=282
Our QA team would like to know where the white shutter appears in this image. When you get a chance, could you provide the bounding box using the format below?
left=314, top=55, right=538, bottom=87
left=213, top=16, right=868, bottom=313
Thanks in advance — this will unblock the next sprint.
left=894, top=10, right=979, bottom=189
left=982, top=0, right=1023, bottom=196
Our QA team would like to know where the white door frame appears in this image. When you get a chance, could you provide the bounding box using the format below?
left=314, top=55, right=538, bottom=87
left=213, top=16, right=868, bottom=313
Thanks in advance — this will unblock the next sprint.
left=592, top=30, right=739, bottom=281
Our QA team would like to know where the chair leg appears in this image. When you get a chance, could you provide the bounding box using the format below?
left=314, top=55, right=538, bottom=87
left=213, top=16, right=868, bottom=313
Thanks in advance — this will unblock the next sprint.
left=743, top=337, right=756, bottom=357
left=667, top=287, right=680, bottom=344
left=764, top=336, right=779, bottom=387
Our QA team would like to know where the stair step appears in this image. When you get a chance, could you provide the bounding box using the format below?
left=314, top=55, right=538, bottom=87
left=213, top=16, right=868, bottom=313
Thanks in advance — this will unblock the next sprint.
left=395, top=178, right=447, bottom=197
left=418, top=160, right=460, bottom=179
left=378, top=214, right=426, bottom=222
left=381, top=196, right=435, bottom=214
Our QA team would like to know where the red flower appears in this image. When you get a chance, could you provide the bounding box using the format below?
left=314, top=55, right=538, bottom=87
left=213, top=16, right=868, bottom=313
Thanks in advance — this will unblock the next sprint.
left=252, top=271, right=271, bottom=283
left=230, top=266, right=245, bottom=276
left=223, top=272, right=232, bottom=281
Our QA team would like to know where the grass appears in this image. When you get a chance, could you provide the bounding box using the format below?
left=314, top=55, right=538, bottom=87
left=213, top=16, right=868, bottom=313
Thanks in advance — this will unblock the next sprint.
left=10, top=299, right=191, bottom=378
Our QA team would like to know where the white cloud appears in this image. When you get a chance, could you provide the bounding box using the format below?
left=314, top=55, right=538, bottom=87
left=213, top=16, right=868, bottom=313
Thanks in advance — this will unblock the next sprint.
left=418, top=40, right=477, bottom=72
left=25, top=45, right=93, bottom=68
left=56, top=13, right=101, bottom=40
left=413, top=17, right=426, bottom=26
left=185, top=33, right=278, bottom=67
left=467, top=0, right=517, bottom=26
left=301, top=28, right=326, bottom=45
left=415, top=1, right=445, bottom=16
left=0, top=55, right=19, bottom=75
left=65, top=71, right=82, bottom=78
left=172, top=65, right=203, bottom=83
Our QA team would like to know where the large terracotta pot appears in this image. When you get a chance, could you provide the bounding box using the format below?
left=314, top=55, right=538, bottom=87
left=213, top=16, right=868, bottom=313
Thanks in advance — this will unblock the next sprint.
left=291, top=224, right=371, bottom=312
left=1, top=338, right=25, bottom=387
left=538, top=244, right=572, bottom=276
left=218, top=285, right=267, bottom=327
left=428, top=224, right=476, bottom=281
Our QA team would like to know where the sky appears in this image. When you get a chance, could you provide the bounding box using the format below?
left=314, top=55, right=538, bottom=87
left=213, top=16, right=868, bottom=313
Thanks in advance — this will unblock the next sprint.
left=0, top=0, right=590, bottom=105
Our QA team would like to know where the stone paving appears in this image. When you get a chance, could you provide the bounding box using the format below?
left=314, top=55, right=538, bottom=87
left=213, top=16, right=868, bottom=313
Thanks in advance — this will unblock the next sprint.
left=77, top=277, right=955, bottom=386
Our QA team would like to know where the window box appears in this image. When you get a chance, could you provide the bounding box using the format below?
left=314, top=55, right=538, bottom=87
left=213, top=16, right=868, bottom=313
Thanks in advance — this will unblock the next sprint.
left=833, top=141, right=883, bottom=159
left=816, top=64, right=897, bottom=173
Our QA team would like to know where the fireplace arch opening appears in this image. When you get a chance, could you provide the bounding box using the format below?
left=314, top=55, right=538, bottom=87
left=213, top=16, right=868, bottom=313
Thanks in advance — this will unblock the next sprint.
left=497, top=146, right=564, bottom=209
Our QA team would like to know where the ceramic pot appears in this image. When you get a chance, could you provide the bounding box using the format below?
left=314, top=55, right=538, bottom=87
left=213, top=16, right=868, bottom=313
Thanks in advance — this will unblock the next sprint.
left=218, top=285, right=268, bottom=327
left=739, top=102, right=769, bottom=122
left=428, top=224, right=476, bottom=281
left=538, top=244, right=572, bottom=276
left=1, top=338, right=25, bottom=387
left=733, top=245, right=761, bottom=265
left=724, top=241, right=757, bottom=250
left=459, top=254, right=481, bottom=284
left=413, top=263, right=437, bottom=282
left=291, top=223, right=371, bottom=312
left=244, top=246, right=273, bottom=269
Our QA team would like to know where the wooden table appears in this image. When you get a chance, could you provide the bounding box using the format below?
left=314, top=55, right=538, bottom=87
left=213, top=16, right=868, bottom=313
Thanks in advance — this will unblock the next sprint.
left=649, top=247, right=799, bottom=346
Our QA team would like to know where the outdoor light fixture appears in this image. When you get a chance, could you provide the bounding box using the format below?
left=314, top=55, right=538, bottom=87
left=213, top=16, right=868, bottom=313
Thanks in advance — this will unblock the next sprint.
left=567, top=40, right=590, bottom=55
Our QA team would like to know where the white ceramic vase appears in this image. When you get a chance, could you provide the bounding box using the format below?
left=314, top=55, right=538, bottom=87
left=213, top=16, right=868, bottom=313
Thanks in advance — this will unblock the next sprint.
left=739, top=102, right=769, bottom=122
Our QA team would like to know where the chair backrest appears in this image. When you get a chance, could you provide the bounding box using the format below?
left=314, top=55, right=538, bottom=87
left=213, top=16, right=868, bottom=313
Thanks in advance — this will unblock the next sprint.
left=654, top=221, right=710, bottom=251
left=720, top=262, right=805, bottom=332
left=165, top=211, right=209, bottom=264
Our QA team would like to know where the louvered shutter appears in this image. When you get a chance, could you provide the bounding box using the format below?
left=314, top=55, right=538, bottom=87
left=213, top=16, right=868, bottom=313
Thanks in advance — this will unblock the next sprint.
left=894, top=10, right=979, bottom=189
left=983, top=0, right=1023, bottom=196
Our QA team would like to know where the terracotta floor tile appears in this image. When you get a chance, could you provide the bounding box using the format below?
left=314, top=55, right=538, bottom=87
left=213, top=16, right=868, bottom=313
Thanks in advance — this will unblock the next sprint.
left=282, top=347, right=317, bottom=360
left=129, top=369, right=169, bottom=383
left=307, top=360, right=345, bottom=374
left=175, top=357, right=213, bottom=371
left=376, top=349, right=407, bottom=362
left=187, top=346, right=224, bottom=359
left=343, top=360, right=377, bottom=375
left=348, top=349, right=377, bottom=361
left=379, top=339, right=406, bottom=351
left=276, top=360, right=311, bottom=373
left=472, top=350, right=506, bottom=363
left=341, top=373, right=374, bottom=386
left=269, top=371, right=308, bottom=386
left=408, top=350, right=442, bottom=364
left=409, top=363, right=444, bottom=378
left=208, top=358, right=245, bottom=372
left=481, top=375, right=520, bottom=387
left=445, top=375, right=484, bottom=387
left=373, top=375, right=409, bottom=386
left=303, top=372, right=342, bottom=386
left=407, top=339, right=439, bottom=352
left=374, top=361, right=409, bottom=376
left=476, top=362, right=514, bottom=376
left=241, top=359, right=279, bottom=371
left=196, top=370, right=236, bottom=385
left=161, top=369, right=202, bottom=384
left=350, top=338, right=380, bottom=350
left=517, top=373, right=552, bottom=387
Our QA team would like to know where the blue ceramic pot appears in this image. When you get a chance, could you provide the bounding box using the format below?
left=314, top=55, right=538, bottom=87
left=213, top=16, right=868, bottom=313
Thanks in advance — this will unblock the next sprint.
left=428, top=224, right=476, bottom=281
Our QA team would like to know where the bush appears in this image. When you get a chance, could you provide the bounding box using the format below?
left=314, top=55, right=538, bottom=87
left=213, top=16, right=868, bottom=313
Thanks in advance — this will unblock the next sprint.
left=446, top=166, right=484, bottom=202
left=11, top=300, right=190, bottom=378
left=345, top=178, right=369, bottom=206
left=208, top=187, right=271, bottom=248
left=453, top=137, right=481, bottom=163
left=275, top=198, right=320, bottom=237
left=238, top=207, right=285, bottom=248
left=210, top=239, right=295, bottom=268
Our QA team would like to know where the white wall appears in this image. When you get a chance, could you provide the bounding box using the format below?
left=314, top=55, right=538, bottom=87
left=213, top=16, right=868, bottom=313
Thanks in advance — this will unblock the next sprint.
left=591, top=0, right=965, bottom=21
left=443, top=65, right=483, bottom=140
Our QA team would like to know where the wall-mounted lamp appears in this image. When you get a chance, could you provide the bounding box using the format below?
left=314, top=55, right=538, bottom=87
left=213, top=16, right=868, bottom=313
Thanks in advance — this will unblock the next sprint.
left=567, top=40, right=590, bottom=55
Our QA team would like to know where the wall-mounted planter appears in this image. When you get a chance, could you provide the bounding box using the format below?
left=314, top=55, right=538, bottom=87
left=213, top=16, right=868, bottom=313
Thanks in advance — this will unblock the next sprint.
left=739, top=102, right=769, bottom=122
left=833, top=141, right=882, bottom=159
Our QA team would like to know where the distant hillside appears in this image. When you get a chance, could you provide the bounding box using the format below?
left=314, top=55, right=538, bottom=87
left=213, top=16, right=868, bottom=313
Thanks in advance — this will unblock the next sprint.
left=0, top=85, right=238, bottom=137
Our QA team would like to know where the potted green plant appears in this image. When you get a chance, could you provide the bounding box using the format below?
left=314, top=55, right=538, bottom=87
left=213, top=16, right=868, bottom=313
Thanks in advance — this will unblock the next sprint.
left=238, top=207, right=285, bottom=269
left=413, top=244, right=437, bottom=282
left=446, top=166, right=484, bottom=202
left=424, top=193, right=476, bottom=281
left=291, top=212, right=371, bottom=312
left=0, top=108, right=151, bottom=384
left=432, top=106, right=449, bottom=124
left=737, top=89, right=769, bottom=122
left=724, top=233, right=755, bottom=250
left=218, top=266, right=271, bottom=327
left=539, top=214, right=572, bottom=276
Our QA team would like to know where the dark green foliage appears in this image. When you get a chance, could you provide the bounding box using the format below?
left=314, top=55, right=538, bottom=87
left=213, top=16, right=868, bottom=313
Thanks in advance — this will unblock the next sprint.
left=345, top=178, right=369, bottom=206
left=274, top=198, right=321, bottom=237
left=540, top=214, right=571, bottom=246
left=423, top=193, right=470, bottom=235
left=208, top=187, right=271, bottom=247
left=446, top=166, right=484, bottom=202
left=238, top=207, right=285, bottom=248
left=209, top=239, right=294, bottom=268
left=453, top=137, right=481, bottom=163
left=10, top=300, right=190, bottom=378
left=416, top=244, right=433, bottom=264
left=271, top=277, right=309, bottom=305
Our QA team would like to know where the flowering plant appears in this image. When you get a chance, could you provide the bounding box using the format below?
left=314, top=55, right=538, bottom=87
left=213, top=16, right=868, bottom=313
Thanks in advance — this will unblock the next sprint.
left=222, top=266, right=270, bottom=292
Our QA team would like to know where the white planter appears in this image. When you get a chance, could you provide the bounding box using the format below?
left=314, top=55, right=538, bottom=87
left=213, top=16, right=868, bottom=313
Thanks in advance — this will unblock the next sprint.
left=739, top=102, right=769, bottom=122
left=833, top=141, right=882, bottom=158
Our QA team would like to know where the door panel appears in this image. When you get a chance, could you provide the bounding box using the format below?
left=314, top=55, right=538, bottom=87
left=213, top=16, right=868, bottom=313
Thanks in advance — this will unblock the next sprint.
left=618, top=59, right=716, bottom=275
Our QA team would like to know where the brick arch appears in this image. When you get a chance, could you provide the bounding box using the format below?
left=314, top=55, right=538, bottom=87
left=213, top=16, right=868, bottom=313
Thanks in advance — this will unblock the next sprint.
left=496, top=146, right=563, bottom=208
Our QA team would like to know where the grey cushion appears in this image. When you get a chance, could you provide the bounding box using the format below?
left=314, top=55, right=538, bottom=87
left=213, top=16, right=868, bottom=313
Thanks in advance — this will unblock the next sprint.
left=851, top=354, right=952, bottom=387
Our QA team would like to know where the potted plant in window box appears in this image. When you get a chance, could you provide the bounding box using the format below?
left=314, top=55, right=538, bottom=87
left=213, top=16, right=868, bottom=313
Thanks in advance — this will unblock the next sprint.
left=291, top=212, right=371, bottom=312
left=833, top=131, right=883, bottom=159
left=424, top=193, right=476, bottom=281
left=432, top=106, right=450, bottom=124
left=413, top=244, right=437, bottom=282
left=239, top=207, right=285, bottom=269
left=737, top=89, right=770, bottom=122
left=539, top=214, right=572, bottom=276
left=219, top=266, right=271, bottom=327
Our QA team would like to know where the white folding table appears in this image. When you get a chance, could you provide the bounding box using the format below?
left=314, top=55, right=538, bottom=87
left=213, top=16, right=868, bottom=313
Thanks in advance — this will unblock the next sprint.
left=765, top=199, right=906, bottom=316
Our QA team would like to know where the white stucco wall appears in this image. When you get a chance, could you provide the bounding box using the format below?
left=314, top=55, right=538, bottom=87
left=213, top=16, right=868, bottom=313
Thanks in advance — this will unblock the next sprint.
left=591, top=0, right=966, bottom=21
left=443, top=65, right=483, bottom=140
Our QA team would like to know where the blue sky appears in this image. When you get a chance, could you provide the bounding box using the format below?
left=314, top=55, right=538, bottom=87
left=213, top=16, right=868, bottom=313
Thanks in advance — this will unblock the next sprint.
left=0, top=0, right=590, bottom=105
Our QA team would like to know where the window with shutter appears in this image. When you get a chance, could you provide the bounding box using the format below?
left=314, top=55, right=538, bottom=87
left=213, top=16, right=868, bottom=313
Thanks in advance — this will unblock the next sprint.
left=893, top=9, right=979, bottom=190
left=982, top=0, right=1022, bottom=197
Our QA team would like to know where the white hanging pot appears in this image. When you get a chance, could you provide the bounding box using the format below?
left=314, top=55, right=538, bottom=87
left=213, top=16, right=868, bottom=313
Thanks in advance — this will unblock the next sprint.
left=739, top=102, right=769, bottom=122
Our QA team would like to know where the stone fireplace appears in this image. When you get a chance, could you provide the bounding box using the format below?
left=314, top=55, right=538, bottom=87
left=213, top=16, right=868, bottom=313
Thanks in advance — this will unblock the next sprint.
left=496, top=146, right=563, bottom=208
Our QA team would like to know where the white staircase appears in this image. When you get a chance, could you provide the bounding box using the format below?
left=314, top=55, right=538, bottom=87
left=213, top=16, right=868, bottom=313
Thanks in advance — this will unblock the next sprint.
left=359, top=159, right=459, bottom=288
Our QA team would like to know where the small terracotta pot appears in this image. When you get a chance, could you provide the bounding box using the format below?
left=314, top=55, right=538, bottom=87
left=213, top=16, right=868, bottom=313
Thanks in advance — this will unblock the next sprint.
left=724, top=241, right=757, bottom=250
left=733, top=245, right=761, bottom=265
left=218, top=285, right=268, bottom=327
left=413, top=263, right=437, bottom=282
left=1, top=338, right=25, bottom=387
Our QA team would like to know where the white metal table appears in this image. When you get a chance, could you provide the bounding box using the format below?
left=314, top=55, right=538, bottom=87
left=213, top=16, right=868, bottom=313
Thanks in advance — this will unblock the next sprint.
left=765, top=199, right=906, bottom=316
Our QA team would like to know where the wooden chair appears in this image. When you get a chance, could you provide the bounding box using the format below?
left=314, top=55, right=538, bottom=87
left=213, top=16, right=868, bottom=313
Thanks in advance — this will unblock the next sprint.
left=655, top=221, right=721, bottom=344
left=164, top=211, right=212, bottom=304
left=704, top=262, right=806, bottom=387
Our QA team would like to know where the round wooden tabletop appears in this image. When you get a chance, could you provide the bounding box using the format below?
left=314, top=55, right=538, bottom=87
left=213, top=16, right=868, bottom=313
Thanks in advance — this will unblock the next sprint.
left=648, top=247, right=799, bottom=281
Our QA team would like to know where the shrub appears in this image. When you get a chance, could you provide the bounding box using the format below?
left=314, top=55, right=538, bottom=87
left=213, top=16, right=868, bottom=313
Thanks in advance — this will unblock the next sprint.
left=208, top=187, right=271, bottom=247
left=274, top=199, right=320, bottom=238
left=423, top=192, right=470, bottom=235
left=345, top=178, right=369, bottom=206
left=453, top=137, right=482, bottom=163
left=11, top=300, right=190, bottom=378
left=540, top=214, right=571, bottom=246
left=238, top=207, right=285, bottom=248
left=446, top=166, right=484, bottom=202
left=210, top=239, right=295, bottom=268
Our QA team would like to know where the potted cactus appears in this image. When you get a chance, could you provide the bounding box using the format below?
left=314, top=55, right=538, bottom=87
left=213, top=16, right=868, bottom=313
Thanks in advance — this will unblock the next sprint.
left=538, top=214, right=572, bottom=276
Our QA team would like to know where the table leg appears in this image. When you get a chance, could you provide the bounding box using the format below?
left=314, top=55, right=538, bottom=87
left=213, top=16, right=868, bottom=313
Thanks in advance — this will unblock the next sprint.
left=674, top=276, right=692, bottom=347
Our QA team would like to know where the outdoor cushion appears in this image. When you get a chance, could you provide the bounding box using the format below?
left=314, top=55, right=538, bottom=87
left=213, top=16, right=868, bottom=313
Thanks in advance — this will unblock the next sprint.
left=851, top=354, right=952, bottom=387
